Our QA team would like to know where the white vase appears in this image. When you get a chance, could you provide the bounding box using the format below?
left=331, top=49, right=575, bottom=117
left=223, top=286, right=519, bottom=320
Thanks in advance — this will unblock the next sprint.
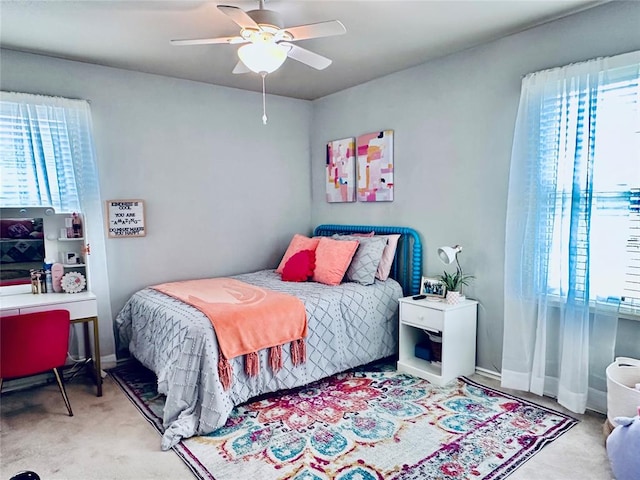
left=445, top=291, right=461, bottom=305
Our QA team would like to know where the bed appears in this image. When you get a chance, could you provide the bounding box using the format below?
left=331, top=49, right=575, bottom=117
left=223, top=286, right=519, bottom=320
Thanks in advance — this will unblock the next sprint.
left=115, top=224, right=422, bottom=450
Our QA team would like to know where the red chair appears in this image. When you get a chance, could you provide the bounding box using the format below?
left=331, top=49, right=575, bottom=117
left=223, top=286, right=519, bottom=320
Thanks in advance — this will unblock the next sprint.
left=1, top=309, right=73, bottom=416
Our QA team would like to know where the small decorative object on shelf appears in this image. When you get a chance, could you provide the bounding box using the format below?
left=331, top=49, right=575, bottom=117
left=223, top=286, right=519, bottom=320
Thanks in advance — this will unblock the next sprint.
left=44, top=266, right=53, bottom=293
left=30, top=269, right=45, bottom=294
left=72, top=212, right=83, bottom=238
left=65, top=251, right=79, bottom=265
left=65, top=216, right=74, bottom=238
left=51, top=263, right=64, bottom=292
left=61, top=271, right=86, bottom=294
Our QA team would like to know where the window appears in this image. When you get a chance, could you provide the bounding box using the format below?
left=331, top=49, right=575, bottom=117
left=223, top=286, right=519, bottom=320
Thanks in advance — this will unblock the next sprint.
left=0, top=97, right=83, bottom=213
left=538, top=63, right=640, bottom=309
left=503, top=52, right=639, bottom=414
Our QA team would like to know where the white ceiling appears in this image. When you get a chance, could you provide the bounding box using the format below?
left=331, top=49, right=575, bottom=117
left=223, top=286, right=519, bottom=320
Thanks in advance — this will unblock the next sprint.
left=0, top=0, right=606, bottom=100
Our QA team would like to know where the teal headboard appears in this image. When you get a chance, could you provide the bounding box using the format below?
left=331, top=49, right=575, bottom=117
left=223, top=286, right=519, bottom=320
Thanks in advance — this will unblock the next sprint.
left=313, top=224, right=423, bottom=296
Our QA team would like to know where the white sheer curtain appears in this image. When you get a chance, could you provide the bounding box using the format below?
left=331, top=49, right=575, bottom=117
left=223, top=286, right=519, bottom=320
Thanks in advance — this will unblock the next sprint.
left=502, top=51, right=640, bottom=414
left=0, top=91, right=113, bottom=351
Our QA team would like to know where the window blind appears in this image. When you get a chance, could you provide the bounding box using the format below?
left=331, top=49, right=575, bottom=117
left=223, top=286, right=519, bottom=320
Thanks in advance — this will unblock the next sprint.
left=623, top=187, right=640, bottom=310
left=0, top=101, right=80, bottom=213
left=537, top=64, right=640, bottom=303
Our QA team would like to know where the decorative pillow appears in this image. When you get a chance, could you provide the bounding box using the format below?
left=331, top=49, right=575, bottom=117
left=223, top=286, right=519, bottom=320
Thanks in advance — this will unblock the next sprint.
left=281, top=249, right=316, bottom=282
left=312, top=237, right=359, bottom=286
left=332, top=234, right=387, bottom=285
left=375, top=234, right=401, bottom=281
left=351, top=231, right=375, bottom=237
left=276, top=234, right=320, bottom=274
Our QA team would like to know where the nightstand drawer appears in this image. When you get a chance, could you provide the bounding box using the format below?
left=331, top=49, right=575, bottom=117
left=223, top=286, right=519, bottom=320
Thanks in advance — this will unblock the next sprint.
left=400, top=302, right=444, bottom=331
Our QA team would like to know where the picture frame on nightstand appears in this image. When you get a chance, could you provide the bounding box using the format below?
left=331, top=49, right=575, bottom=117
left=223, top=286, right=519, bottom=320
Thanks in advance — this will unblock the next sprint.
left=420, top=276, right=446, bottom=298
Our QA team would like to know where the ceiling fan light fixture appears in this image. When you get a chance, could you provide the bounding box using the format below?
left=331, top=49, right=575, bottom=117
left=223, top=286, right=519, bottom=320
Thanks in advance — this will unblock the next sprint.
left=238, top=42, right=289, bottom=74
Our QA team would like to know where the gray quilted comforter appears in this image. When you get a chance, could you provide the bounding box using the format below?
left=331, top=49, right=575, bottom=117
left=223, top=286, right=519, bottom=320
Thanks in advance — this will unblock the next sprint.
left=115, top=270, right=402, bottom=449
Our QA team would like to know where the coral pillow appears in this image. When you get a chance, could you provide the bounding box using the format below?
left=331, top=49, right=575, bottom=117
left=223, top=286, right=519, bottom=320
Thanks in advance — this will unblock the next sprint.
left=375, top=234, right=401, bottom=281
left=312, top=237, right=359, bottom=286
left=281, top=250, right=316, bottom=282
left=276, top=234, right=321, bottom=274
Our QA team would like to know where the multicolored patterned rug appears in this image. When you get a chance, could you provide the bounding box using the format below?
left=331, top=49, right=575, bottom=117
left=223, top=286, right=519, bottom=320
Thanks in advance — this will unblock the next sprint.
left=109, top=360, right=577, bottom=480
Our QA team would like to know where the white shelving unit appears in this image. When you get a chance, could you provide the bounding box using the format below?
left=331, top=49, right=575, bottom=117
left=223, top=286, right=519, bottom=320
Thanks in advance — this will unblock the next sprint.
left=397, top=296, right=478, bottom=386
left=0, top=208, right=89, bottom=294
left=52, top=215, right=88, bottom=292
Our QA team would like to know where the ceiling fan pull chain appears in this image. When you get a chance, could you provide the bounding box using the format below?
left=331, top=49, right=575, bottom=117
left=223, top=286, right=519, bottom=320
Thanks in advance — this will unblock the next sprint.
left=262, top=72, right=268, bottom=125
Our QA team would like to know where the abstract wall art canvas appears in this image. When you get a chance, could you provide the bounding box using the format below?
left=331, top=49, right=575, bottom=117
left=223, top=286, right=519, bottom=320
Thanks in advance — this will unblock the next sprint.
left=326, top=137, right=356, bottom=203
left=357, top=130, right=394, bottom=202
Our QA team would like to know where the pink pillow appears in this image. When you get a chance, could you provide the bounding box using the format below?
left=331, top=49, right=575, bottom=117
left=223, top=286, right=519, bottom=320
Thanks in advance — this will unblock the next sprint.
left=375, top=234, right=401, bottom=281
left=312, top=237, right=359, bottom=286
left=276, top=234, right=321, bottom=274
left=282, top=250, right=316, bottom=282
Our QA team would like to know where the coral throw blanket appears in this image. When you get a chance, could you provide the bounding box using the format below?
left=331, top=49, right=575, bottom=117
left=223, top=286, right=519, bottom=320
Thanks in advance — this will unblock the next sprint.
left=151, top=278, right=307, bottom=390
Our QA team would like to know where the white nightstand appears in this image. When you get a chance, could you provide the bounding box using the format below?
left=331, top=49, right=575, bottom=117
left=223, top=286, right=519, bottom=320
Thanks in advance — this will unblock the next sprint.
left=397, top=296, right=478, bottom=386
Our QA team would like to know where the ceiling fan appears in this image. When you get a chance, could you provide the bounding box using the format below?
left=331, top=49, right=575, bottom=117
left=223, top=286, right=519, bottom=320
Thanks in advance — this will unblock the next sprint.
left=170, top=0, right=347, bottom=75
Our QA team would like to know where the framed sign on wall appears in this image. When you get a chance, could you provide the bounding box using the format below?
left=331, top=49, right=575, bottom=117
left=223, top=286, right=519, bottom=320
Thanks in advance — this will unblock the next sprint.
left=106, top=199, right=146, bottom=238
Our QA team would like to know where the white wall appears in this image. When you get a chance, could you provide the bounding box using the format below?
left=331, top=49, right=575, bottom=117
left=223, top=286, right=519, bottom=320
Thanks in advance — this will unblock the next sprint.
left=0, top=50, right=313, bottom=358
left=310, top=1, right=640, bottom=372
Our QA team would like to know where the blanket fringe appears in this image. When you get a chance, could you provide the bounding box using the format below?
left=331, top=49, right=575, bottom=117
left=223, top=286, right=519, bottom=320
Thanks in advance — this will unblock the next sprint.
left=220, top=341, right=305, bottom=390
left=269, top=344, right=283, bottom=372
left=290, top=338, right=306, bottom=366
left=245, top=351, right=259, bottom=377
left=218, top=356, right=232, bottom=391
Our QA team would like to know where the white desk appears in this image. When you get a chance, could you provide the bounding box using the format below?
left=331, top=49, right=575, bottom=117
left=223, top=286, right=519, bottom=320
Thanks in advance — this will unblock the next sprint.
left=0, top=291, right=102, bottom=396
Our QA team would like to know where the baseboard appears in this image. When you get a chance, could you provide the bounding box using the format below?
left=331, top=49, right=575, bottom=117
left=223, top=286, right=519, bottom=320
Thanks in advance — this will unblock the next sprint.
left=473, top=367, right=608, bottom=416
left=101, top=353, right=117, bottom=370
left=1, top=372, right=52, bottom=392
left=1, top=353, right=118, bottom=393
left=475, top=366, right=502, bottom=381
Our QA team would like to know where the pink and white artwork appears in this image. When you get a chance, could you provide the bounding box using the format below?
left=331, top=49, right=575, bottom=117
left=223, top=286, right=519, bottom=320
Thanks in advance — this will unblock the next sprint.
left=326, top=137, right=356, bottom=203
left=357, top=130, right=394, bottom=202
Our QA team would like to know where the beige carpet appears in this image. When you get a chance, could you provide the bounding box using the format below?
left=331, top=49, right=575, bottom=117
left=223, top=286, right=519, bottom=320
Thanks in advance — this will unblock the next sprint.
left=0, top=369, right=613, bottom=479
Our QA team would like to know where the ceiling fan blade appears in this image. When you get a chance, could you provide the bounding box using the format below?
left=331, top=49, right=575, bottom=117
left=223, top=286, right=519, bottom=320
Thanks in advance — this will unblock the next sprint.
left=284, top=20, right=346, bottom=41
left=170, top=36, right=246, bottom=46
left=217, top=5, right=261, bottom=30
left=280, top=42, right=332, bottom=70
left=232, top=61, right=250, bottom=74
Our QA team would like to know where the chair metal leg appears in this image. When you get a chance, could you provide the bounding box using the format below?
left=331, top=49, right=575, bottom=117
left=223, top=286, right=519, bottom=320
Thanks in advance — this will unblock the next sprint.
left=52, top=368, right=73, bottom=417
